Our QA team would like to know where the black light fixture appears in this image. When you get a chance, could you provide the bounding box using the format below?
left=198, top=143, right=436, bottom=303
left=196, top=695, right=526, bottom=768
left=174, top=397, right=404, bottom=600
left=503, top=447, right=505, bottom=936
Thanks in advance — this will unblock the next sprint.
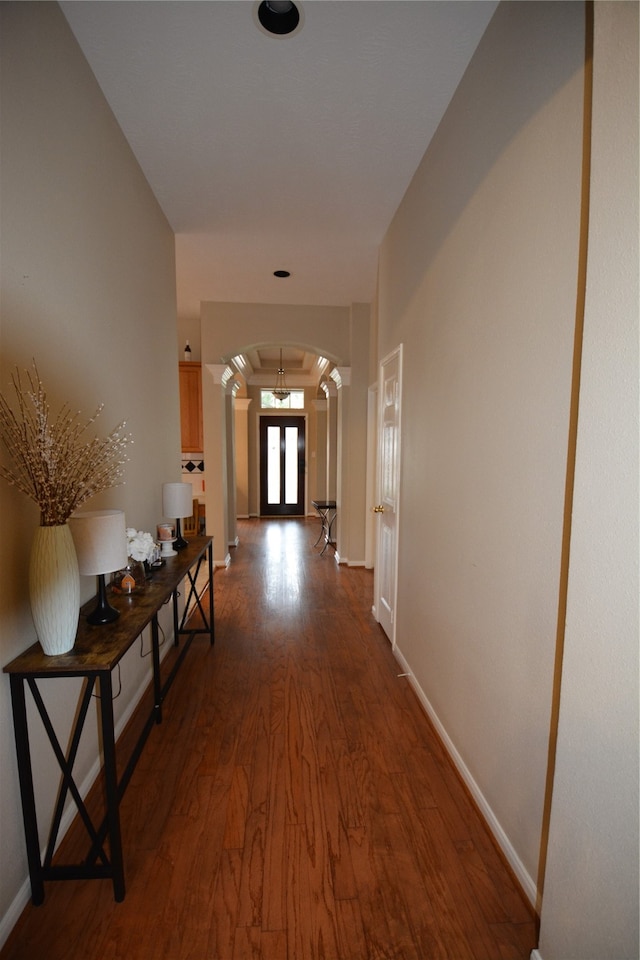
left=257, top=1, right=301, bottom=36
left=272, top=348, right=290, bottom=401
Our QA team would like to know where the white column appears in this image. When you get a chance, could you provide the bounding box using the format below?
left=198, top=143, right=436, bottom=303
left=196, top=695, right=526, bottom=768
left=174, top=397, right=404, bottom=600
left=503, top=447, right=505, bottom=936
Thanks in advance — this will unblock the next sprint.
left=234, top=398, right=252, bottom=519
left=328, top=369, right=347, bottom=559
left=203, top=363, right=231, bottom=566
left=225, top=378, right=240, bottom=549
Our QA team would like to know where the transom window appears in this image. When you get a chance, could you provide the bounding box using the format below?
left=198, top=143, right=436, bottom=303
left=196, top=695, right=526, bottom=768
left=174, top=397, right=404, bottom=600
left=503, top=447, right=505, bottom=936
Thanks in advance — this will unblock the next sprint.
left=260, top=389, right=305, bottom=409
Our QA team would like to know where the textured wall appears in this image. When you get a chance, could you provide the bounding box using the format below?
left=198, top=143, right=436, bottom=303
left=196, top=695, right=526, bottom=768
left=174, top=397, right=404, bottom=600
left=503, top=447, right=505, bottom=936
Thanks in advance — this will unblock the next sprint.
left=377, top=0, right=585, bottom=899
left=0, top=3, right=179, bottom=941
left=537, top=3, right=639, bottom=957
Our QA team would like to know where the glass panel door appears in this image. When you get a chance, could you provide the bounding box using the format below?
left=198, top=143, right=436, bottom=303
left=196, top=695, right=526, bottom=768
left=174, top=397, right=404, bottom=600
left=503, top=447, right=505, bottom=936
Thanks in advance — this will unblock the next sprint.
left=267, top=426, right=281, bottom=504
left=284, top=426, right=299, bottom=504
left=260, top=416, right=306, bottom=516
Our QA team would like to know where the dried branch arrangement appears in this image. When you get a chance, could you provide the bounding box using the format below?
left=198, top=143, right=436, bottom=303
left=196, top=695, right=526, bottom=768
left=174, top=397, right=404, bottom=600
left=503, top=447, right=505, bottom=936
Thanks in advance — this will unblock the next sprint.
left=0, top=363, right=132, bottom=526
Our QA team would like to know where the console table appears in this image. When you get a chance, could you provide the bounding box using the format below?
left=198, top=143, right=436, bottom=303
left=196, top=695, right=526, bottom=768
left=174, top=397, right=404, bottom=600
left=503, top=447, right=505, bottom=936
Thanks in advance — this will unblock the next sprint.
left=3, top=535, right=213, bottom=905
left=311, top=500, right=337, bottom=555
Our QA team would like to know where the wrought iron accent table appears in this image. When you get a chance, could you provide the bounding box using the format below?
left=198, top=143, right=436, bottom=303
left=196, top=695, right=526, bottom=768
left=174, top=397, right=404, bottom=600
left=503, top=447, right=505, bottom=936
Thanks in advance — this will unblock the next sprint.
left=311, top=500, right=337, bottom=555
left=4, top=536, right=214, bottom=905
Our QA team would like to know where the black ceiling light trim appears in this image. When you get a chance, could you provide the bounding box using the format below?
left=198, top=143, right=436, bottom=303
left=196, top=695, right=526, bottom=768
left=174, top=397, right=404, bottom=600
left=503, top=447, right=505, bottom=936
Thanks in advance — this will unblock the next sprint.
left=257, top=1, right=301, bottom=36
left=274, top=270, right=291, bottom=278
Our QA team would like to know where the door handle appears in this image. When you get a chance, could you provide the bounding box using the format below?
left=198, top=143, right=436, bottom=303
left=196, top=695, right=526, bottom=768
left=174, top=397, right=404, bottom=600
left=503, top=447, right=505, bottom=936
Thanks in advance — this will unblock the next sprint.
left=373, top=505, right=385, bottom=513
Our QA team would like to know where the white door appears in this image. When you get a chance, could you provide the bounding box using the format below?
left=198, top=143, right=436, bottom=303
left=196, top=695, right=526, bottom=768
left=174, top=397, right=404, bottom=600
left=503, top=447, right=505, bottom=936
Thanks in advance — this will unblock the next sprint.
left=373, top=345, right=402, bottom=645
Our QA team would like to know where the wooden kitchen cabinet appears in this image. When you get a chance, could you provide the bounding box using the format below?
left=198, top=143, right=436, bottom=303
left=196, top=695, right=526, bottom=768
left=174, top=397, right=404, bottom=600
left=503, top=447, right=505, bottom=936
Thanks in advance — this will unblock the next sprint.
left=179, top=362, right=203, bottom=452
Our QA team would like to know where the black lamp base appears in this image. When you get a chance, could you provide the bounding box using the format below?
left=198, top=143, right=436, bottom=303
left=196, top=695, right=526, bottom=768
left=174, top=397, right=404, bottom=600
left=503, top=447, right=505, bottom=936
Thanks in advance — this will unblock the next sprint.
left=87, top=574, right=120, bottom=625
left=174, top=518, right=188, bottom=551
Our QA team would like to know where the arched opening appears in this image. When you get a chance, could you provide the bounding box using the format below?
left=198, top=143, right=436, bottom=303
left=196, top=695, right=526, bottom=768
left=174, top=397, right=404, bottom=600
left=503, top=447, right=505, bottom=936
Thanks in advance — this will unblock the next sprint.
left=221, top=342, right=340, bottom=523
left=199, top=301, right=371, bottom=570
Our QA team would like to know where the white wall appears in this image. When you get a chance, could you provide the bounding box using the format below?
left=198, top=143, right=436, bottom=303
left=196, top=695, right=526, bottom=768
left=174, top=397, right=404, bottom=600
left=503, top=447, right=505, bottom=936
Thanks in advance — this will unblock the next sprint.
left=0, top=3, right=180, bottom=944
left=341, top=302, right=371, bottom=564
left=536, top=4, right=639, bottom=957
left=377, top=0, right=586, bottom=903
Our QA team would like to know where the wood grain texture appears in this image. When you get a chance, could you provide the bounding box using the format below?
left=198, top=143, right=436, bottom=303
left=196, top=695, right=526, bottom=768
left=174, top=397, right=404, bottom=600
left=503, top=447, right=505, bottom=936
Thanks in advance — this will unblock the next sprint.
left=3, top=537, right=212, bottom=674
left=1, top=518, right=537, bottom=960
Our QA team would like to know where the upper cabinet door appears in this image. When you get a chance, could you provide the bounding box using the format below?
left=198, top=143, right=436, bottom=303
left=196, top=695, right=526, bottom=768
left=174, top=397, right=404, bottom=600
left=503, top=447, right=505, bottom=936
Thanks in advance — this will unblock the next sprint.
left=179, top=362, right=203, bottom=452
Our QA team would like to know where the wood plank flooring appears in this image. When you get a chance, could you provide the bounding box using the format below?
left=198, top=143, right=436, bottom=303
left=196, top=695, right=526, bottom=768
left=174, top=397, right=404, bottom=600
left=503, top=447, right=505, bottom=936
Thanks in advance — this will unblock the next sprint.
left=2, top=518, right=537, bottom=960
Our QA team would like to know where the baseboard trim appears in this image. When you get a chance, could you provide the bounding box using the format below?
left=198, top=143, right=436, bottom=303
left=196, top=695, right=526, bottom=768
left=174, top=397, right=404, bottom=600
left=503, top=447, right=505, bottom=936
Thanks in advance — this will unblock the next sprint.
left=0, top=880, right=29, bottom=952
left=333, top=552, right=366, bottom=567
left=393, top=643, right=539, bottom=910
left=530, top=950, right=543, bottom=960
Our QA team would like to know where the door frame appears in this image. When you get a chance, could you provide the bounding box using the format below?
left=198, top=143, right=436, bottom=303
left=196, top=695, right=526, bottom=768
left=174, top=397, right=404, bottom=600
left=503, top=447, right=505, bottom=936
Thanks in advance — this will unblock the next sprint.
left=373, top=344, right=403, bottom=647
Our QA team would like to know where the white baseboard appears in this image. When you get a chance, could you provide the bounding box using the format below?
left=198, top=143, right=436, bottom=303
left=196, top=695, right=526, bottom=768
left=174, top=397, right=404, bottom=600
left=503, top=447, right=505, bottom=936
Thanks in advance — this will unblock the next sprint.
left=333, top=551, right=367, bottom=566
left=0, top=880, right=30, bottom=952
left=530, top=950, right=544, bottom=960
left=392, top=643, right=538, bottom=910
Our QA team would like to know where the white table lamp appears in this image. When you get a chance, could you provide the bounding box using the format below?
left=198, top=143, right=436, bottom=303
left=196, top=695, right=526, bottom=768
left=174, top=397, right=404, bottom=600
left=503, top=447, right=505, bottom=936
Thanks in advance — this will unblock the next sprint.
left=69, top=509, right=128, bottom=625
left=162, top=482, right=193, bottom=551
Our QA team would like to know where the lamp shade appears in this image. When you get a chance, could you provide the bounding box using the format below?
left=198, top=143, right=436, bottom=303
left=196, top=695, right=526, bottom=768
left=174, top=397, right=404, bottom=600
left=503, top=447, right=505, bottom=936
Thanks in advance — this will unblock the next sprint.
left=162, top=482, right=192, bottom=520
left=69, top=509, right=128, bottom=576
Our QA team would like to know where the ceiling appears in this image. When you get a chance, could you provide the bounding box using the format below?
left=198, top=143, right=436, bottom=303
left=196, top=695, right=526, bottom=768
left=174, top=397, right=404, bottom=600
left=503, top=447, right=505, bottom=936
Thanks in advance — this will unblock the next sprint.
left=234, top=345, right=331, bottom=388
left=59, top=0, right=497, bottom=380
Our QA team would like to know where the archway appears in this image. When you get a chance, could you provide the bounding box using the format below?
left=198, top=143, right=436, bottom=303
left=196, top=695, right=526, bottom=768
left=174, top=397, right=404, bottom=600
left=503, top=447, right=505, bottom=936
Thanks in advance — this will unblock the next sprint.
left=222, top=341, right=340, bottom=527
left=199, top=301, right=370, bottom=568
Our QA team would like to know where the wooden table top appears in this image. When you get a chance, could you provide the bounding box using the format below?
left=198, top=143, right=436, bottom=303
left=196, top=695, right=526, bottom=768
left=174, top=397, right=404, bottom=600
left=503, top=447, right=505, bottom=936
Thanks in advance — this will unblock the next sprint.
left=4, top=537, right=212, bottom=677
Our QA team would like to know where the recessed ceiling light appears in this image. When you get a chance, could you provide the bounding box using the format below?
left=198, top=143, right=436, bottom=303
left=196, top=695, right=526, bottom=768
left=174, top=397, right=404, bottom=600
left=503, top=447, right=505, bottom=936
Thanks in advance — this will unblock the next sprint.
left=273, top=270, right=291, bottom=278
left=255, top=1, right=302, bottom=37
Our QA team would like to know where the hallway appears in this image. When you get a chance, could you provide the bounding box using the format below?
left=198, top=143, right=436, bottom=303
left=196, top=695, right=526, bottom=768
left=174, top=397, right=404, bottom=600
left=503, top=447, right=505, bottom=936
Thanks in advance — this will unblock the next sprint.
left=2, top=518, right=536, bottom=960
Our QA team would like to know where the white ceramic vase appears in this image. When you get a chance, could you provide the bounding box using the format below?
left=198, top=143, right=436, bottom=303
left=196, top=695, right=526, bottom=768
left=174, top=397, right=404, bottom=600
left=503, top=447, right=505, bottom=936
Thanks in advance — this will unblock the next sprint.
left=29, top=524, right=80, bottom=656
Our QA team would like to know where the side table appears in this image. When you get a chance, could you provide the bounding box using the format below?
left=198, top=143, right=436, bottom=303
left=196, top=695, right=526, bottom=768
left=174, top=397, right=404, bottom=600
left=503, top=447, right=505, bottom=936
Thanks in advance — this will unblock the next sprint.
left=3, top=536, right=213, bottom=905
left=311, top=500, right=337, bottom=555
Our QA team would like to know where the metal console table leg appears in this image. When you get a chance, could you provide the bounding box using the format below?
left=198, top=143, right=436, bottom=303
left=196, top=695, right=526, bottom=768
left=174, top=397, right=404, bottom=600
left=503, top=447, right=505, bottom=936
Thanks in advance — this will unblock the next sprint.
left=311, top=500, right=337, bottom=555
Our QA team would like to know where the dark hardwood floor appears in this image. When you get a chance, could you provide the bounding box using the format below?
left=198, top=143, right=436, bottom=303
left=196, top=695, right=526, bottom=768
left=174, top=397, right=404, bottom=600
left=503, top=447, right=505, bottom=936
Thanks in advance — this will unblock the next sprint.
left=2, top=518, right=537, bottom=960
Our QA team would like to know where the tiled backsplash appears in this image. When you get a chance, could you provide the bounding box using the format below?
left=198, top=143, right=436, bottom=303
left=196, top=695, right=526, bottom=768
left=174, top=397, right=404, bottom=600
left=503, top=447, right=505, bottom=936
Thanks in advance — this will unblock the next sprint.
left=182, top=455, right=205, bottom=474
left=182, top=454, right=205, bottom=498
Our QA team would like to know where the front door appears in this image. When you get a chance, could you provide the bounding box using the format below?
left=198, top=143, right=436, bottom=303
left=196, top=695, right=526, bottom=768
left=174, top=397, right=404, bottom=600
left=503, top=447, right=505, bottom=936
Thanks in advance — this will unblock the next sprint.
left=259, top=416, right=306, bottom=516
left=374, top=345, right=402, bottom=644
